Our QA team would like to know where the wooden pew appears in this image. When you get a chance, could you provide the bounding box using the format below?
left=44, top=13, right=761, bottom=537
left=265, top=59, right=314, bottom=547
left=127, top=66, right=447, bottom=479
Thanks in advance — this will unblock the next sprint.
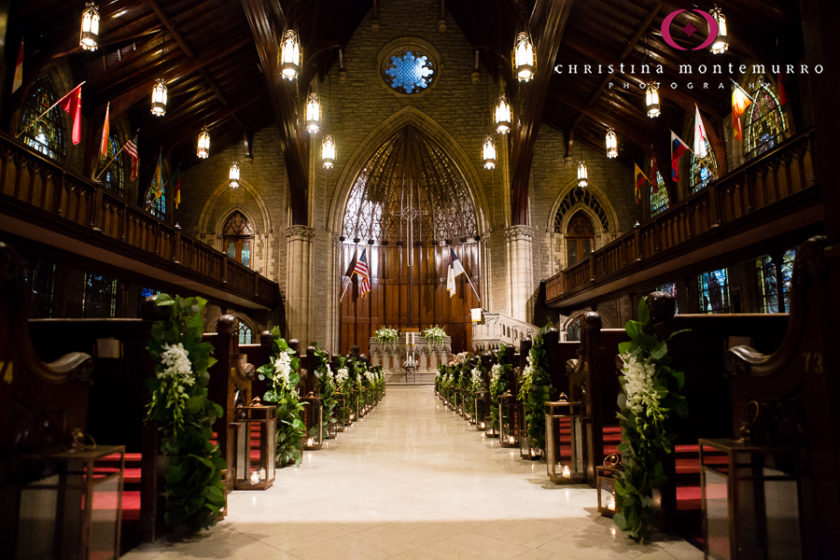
left=542, top=328, right=580, bottom=400
left=1, top=242, right=94, bottom=557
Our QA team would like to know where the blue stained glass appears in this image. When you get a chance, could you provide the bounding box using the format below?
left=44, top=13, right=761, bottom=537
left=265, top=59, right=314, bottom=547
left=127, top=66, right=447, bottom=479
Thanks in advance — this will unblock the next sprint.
left=384, top=51, right=434, bottom=94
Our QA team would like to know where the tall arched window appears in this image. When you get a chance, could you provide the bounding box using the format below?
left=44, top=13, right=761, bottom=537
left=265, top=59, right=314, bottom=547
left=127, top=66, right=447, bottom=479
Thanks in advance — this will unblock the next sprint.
left=690, top=139, right=718, bottom=194
left=745, top=83, right=787, bottom=159
left=101, top=135, right=126, bottom=195
left=19, top=77, right=66, bottom=160
left=566, top=211, right=595, bottom=267
left=223, top=212, right=254, bottom=268
left=649, top=171, right=670, bottom=217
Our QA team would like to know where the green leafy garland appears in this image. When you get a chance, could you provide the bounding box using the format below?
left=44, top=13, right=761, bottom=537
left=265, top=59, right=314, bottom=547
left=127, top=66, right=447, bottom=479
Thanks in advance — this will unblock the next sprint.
left=489, top=345, right=511, bottom=432
left=256, top=327, right=305, bottom=467
left=145, top=294, right=226, bottom=533
left=614, top=298, right=688, bottom=542
left=517, top=328, right=553, bottom=452
left=312, top=346, right=337, bottom=436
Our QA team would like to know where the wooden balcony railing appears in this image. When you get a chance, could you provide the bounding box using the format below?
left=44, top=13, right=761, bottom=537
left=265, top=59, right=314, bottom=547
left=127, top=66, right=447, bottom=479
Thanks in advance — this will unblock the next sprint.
left=546, top=130, right=818, bottom=306
left=0, top=133, right=279, bottom=310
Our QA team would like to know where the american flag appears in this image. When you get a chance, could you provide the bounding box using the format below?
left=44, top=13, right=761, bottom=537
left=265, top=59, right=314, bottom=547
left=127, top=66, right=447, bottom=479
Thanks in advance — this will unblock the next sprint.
left=352, top=248, right=371, bottom=297
left=123, top=136, right=139, bottom=180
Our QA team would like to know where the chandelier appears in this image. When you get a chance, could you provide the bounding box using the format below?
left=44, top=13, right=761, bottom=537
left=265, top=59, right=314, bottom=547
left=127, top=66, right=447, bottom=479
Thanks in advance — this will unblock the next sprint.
left=494, top=95, right=512, bottom=135
left=229, top=162, right=240, bottom=188
left=482, top=136, right=497, bottom=169
left=321, top=135, right=336, bottom=169
left=605, top=128, right=618, bottom=159
left=577, top=161, right=589, bottom=188
left=305, top=92, right=321, bottom=134
left=196, top=127, right=210, bottom=159
left=645, top=82, right=660, bottom=118
left=710, top=6, right=729, bottom=54
left=513, top=32, right=536, bottom=83
left=151, top=79, right=167, bottom=117
left=279, top=29, right=302, bottom=81
left=79, top=3, right=100, bottom=51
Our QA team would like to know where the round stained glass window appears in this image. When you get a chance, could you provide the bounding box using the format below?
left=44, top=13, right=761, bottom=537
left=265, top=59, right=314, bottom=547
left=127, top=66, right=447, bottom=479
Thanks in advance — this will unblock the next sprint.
left=383, top=50, right=435, bottom=94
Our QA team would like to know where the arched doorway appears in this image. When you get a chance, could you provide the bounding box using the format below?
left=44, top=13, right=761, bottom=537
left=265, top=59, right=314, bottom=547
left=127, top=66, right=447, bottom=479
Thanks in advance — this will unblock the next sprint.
left=566, top=211, right=595, bottom=267
left=223, top=211, right=254, bottom=268
left=339, top=126, right=480, bottom=355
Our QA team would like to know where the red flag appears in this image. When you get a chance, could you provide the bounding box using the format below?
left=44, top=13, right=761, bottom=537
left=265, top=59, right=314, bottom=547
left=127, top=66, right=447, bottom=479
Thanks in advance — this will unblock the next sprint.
left=12, top=40, right=23, bottom=94
left=731, top=83, right=753, bottom=142
left=649, top=146, right=660, bottom=193
left=352, top=248, right=371, bottom=297
left=58, top=83, right=83, bottom=145
left=633, top=163, right=650, bottom=205
left=99, top=101, right=110, bottom=157
left=123, top=137, right=139, bottom=181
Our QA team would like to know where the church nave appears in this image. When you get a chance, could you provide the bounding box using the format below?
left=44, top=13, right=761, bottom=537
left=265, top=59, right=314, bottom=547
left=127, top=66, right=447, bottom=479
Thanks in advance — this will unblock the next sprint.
left=123, top=386, right=700, bottom=560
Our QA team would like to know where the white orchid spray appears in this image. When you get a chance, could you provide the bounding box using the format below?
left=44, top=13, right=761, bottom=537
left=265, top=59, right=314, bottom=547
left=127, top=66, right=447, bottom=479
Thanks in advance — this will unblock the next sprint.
left=619, top=353, right=659, bottom=415
left=470, top=366, right=484, bottom=392
left=273, top=350, right=293, bottom=387
left=336, top=367, right=349, bottom=386
left=159, top=342, right=195, bottom=388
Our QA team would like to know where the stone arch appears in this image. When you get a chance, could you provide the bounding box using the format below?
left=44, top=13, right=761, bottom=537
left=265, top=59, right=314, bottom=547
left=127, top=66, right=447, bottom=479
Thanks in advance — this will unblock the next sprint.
left=196, top=178, right=276, bottom=249
left=327, top=106, right=490, bottom=236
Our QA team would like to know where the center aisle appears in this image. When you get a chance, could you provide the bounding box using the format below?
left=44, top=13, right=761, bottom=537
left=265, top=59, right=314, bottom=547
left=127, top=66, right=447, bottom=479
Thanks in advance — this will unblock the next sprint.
left=125, top=386, right=701, bottom=560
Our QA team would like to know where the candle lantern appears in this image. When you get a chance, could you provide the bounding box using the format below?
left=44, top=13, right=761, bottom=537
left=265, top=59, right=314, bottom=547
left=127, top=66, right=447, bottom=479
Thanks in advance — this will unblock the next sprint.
left=699, top=438, right=802, bottom=560
left=334, top=392, right=346, bottom=432
left=519, top=418, right=545, bottom=460
left=474, top=389, right=490, bottom=431
left=545, top=396, right=586, bottom=483
left=17, top=441, right=125, bottom=560
left=79, top=3, right=100, bottom=51
left=234, top=397, right=276, bottom=490
left=596, top=454, right=621, bottom=517
left=301, top=394, right=323, bottom=450
left=348, top=388, right=358, bottom=424
left=499, top=391, right=521, bottom=448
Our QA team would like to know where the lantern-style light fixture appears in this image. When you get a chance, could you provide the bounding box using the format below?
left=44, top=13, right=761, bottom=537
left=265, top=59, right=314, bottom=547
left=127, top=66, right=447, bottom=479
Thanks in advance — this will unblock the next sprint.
left=196, top=127, right=210, bottom=159
left=645, top=82, right=661, bottom=118
left=605, top=128, right=618, bottom=159
left=545, top=396, right=587, bottom=484
left=577, top=161, right=589, bottom=188
left=321, top=134, right=336, bottom=169
left=513, top=31, right=536, bottom=83
left=305, top=92, right=321, bottom=134
left=482, top=136, right=497, bottom=169
left=494, top=95, right=512, bottom=135
left=151, top=79, right=167, bottom=117
left=228, top=162, right=240, bottom=188
left=596, top=455, right=622, bottom=517
left=234, top=398, right=276, bottom=490
left=498, top=390, right=521, bottom=448
left=709, top=6, right=729, bottom=55
left=80, top=3, right=100, bottom=51
left=279, top=29, right=302, bottom=81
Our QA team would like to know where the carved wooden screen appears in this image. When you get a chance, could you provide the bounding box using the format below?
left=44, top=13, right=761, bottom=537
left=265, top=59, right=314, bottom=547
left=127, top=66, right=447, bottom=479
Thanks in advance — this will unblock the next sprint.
left=340, top=126, right=480, bottom=355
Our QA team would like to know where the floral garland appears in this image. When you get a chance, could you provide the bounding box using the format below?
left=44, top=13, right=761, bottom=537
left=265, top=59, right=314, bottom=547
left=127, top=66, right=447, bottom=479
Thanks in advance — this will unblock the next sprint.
left=145, top=294, right=226, bottom=533
left=517, top=328, right=552, bottom=452
left=257, top=327, right=306, bottom=467
left=470, top=365, right=485, bottom=393
left=313, top=346, right=338, bottom=436
left=614, top=298, right=688, bottom=542
left=489, top=346, right=511, bottom=432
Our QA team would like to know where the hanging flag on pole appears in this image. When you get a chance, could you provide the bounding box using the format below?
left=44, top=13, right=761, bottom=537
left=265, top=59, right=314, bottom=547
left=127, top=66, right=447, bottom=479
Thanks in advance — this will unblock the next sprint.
left=648, top=146, right=661, bottom=193
left=99, top=101, right=110, bottom=158
left=446, top=248, right=480, bottom=300
left=154, top=150, right=164, bottom=200
left=57, top=83, right=84, bottom=145
left=170, top=165, right=181, bottom=209
left=731, top=83, right=753, bottom=142
left=12, top=40, right=24, bottom=94
left=670, top=130, right=692, bottom=183
left=693, top=105, right=709, bottom=158
left=633, top=163, right=651, bottom=205
left=123, top=136, right=139, bottom=180
left=352, top=248, right=371, bottom=297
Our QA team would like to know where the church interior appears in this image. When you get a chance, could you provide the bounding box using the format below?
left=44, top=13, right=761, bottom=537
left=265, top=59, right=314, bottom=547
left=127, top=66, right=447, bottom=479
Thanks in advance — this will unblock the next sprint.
left=1, top=0, right=838, bottom=558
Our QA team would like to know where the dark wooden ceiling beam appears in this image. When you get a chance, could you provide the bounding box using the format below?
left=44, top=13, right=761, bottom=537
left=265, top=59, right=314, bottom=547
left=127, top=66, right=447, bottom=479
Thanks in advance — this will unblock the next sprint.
left=241, top=0, right=309, bottom=225
left=510, top=0, right=575, bottom=226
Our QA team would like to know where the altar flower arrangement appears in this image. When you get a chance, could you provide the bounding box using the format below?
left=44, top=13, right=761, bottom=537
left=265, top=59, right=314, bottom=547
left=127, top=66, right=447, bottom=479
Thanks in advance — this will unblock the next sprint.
left=374, top=326, right=399, bottom=352
left=613, top=297, right=688, bottom=543
left=145, top=294, right=225, bottom=533
left=423, top=325, right=447, bottom=349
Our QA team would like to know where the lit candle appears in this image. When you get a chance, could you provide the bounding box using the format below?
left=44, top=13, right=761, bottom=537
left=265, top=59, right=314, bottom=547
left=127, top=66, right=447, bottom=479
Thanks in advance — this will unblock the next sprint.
left=250, top=470, right=261, bottom=484
left=561, top=465, right=571, bottom=478
left=607, top=495, right=616, bottom=511
left=479, top=422, right=486, bottom=429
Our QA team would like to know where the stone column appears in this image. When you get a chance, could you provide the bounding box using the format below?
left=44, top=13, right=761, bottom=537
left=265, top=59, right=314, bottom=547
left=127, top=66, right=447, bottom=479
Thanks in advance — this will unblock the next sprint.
left=325, top=232, right=341, bottom=353
left=505, top=225, right=535, bottom=324
left=285, top=225, right=314, bottom=344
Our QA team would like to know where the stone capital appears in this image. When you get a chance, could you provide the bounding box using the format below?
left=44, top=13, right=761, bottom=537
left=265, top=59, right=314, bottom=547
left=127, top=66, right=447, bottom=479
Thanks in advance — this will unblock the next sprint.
left=504, top=224, right=535, bottom=242
left=285, top=225, right=315, bottom=242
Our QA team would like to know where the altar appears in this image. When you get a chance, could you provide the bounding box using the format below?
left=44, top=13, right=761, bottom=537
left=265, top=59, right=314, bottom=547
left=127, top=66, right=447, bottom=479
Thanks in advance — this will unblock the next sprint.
left=369, top=331, right=451, bottom=385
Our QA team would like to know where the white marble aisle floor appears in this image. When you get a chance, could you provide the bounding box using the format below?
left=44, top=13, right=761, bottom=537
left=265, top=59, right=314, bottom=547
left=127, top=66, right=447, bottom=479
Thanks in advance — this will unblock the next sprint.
left=123, top=386, right=702, bottom=560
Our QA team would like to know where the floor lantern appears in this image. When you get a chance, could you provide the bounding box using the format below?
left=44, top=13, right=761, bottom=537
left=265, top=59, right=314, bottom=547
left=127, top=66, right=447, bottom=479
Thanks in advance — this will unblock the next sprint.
left=234, top=397, right=276, bottom=490
left=545, top=396, right=586, bottom=483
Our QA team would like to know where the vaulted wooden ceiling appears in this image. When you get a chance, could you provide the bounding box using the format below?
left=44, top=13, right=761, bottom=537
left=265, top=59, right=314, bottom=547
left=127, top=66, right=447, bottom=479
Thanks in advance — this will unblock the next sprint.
left=10, top=0, right=802, bottom=207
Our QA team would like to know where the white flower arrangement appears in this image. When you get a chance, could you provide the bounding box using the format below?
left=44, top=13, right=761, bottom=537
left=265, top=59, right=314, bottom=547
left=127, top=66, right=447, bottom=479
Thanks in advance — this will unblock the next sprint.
left=619, top=353, right=659, bottom=415
left=363, top=370, right=377, bottom=384
left=159, top=343, right=195, bottom=388
left=273, top=350, right=293, bottom=387
left=490, top=363, right=502, bottom=384
left=518, top=353, right=535, bottom=401
left=336, top=367, right=349, bottom=386
left=470, top=367, right=484, bottom=392
left=374, top=327, right=399, bottom=343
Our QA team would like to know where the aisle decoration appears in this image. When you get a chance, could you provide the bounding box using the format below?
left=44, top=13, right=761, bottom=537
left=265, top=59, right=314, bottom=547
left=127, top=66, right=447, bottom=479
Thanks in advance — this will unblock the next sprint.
left=257, top=327, right=306, bottom=467
left=517, top=328, right=553, bottom=454
left=489, top=345, right=511, bottom=434
left=335, top=356, right=354, bottom=423
left=145, top=294, right=226, bottom=532
left=614, top=298, right=688, bottom=542
left=313, top=346, right=338, bottom=437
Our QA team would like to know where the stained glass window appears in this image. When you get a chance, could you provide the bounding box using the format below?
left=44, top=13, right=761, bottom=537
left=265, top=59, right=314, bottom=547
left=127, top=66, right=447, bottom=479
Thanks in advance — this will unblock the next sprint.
left=697, top=268, right=730, bottom=313
left=147, top=188, right=166, bottom=219
left=238, top=323, right=253, bottom=345
left=690, top=139, right=717, bottom=194
left=756, top=249, right=795, bottom=313
left=101, top=135, right=126, bottom=195
left=19, top=78, right=66, bottom=160
left=82, top=273, right=118, bottom=318
left=553, top=188, right=610, bottom=233
left=649, top=172, right=670, bottom=217
left=223, top=212, right=254, bottom=268
left=745, top=84, right=787, bottom=159
left=383, top=50, right=434, bottom=94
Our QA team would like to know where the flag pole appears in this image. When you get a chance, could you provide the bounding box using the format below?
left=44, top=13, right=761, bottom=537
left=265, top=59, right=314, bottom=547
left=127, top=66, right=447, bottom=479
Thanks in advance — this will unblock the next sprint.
left=464, top=272, right=481, bottom=302
left=16, top=81, right=86, bottom=140
left=93, top=144, right=126, bottom=182
left=339, top=276, right=352, bottom=303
